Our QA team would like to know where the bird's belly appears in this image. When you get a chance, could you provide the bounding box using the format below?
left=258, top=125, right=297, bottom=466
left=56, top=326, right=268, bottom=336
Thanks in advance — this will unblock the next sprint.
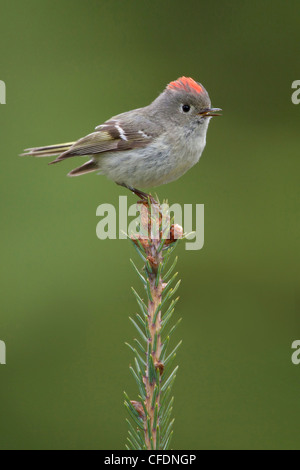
left=96, top=138, right=206, bottom=188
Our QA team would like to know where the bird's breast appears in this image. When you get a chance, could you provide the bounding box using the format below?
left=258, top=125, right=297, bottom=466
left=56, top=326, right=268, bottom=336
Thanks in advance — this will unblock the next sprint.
left=96, top=122, right=209, bottom=187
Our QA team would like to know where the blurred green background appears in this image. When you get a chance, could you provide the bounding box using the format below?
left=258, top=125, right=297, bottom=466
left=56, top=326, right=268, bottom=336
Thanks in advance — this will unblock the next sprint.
left=0, top=0, right=299, bottom=450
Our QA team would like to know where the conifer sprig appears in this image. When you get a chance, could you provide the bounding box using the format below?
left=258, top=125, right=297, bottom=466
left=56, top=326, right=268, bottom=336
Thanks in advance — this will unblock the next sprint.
left=125, top=200, right=182, bottom=450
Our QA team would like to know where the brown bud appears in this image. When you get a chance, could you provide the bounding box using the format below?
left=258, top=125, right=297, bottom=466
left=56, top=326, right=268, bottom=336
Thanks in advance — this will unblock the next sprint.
left=130, top=400, right=145, bottom=419
left=164, top=224, right=183, bottom=245
left=131, top=234, right=149, bottom=251
left=154, top=361, right=165, bottom=376
left=147, top=255, right=159, bottom=269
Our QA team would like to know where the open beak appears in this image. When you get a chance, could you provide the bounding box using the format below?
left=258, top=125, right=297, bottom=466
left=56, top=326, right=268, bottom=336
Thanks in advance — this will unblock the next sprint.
left=199, top=107, right=222, bottom=117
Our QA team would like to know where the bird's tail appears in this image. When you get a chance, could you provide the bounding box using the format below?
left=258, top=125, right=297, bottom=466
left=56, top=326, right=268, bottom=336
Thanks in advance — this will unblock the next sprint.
left=20, top=141, right=99, bottom=176
left=20, top=142, right=75, bottom=158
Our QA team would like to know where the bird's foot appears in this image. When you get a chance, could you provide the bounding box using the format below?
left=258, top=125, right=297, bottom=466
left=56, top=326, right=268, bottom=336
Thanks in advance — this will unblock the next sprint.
left=117, top=183, right=158, bottom=205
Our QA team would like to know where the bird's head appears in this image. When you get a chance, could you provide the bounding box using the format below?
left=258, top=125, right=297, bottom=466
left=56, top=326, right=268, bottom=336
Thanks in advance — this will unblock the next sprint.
left=152, top=76, right=221, bottom=126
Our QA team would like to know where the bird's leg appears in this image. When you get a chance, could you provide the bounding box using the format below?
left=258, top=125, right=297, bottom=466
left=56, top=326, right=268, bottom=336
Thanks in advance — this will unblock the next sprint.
left=117, top=182, right=158, bottom=205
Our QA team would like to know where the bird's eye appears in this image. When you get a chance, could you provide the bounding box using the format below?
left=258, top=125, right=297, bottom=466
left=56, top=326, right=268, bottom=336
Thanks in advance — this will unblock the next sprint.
left=182, top=104, right=191, bottom=113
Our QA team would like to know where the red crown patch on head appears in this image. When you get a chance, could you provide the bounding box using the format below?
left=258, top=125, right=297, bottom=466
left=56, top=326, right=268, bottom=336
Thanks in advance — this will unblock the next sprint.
left=167, top=77, right=204, bottom=95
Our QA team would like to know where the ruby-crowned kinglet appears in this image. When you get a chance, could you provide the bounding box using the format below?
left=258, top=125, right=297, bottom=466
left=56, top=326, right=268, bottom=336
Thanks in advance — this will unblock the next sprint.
left=21, top=77, right=221, bottom=199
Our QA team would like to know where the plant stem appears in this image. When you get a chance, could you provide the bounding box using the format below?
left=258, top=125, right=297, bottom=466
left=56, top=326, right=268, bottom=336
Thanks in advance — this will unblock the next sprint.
left=144, top=234, right=163, bottom=449
left=125, top=199, right=183, bottom=450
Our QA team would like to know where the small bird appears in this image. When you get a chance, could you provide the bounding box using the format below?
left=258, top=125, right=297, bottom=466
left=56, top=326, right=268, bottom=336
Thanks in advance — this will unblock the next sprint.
left=22, top=77, right=221, bottom=199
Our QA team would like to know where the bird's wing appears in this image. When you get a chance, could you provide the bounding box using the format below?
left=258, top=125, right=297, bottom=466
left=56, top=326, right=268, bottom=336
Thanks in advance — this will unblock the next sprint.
left=52, top=112, right=160, bottom=164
